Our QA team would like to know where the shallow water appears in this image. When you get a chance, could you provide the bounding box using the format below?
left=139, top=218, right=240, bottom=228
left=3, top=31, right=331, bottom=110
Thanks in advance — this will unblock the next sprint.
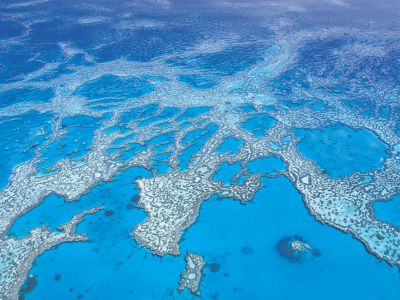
left=241, top=114, right=276, bottom=138
left=373, top=195, right=400, bottom=228
left=1, top=1, right=399, bottom=299
left=18, top=174, right=400, bottom=299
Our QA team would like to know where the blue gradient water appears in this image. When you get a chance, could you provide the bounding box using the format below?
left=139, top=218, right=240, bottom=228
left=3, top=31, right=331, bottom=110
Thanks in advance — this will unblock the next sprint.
left=0, top=112, right=52, bottom=188
left=373, top=195, right=400, bottom=228
left=242, top=114, right=276, bottom=138
left=74, top=75, right=155, bottom=100
left=38, top=115, right=104, bottom=170
left=293, top=124, right=389, bottom=178
left=0, top=87, right=54, bottom=107
left=1, top=0, right=400, bottom=299
left=16, top=173, right=400, bottom=299
left=215, top=137, right=243, bottom=155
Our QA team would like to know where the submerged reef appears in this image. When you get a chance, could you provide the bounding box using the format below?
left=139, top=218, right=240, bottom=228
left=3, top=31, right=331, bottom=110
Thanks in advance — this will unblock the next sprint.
left=277, top=235, right=320, bottom=262
left=178, top=252, right=205, bottom=296
left=0, top=207, right=102, bottom=299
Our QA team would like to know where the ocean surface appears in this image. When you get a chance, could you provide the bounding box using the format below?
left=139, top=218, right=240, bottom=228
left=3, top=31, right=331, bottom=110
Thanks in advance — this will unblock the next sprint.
left=1, top=0, right=400, bottom=299
left=14, top=170, right=400, bottom=299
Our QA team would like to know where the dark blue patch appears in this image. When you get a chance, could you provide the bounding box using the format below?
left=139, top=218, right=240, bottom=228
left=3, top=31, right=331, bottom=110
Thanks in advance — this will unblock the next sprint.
left=241, top=114, right=276, bottom=137
left=0, top=87, right=54, bottom=107
left=73, top=74, right=154, bottom=99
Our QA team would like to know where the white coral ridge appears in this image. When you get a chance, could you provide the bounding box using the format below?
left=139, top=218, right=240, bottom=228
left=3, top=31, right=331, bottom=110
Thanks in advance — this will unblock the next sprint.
left=0, top=206, right=103, bottom=300
left=178, top=252, right=205, bottom=296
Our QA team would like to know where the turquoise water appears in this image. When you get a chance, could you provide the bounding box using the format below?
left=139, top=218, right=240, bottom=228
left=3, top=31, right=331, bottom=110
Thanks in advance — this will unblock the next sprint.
left=241, top=114, right=276, bottom=138
left=239, top=104, right=257, bottom=113
left=310, top=100, right=327, bottom=112
left=2, top=1, right=400, bottom=299
left=179, top=177, right=400, bottom=299
left=15, top=167, right=192, bottom=300
left=179, top=74, right=217, bottom=90
left=373, top=195, right=400, bottom=227
left=119, top=104, right=159, bottom=125
left=179, top=124, right=218, bottom=170
left=38, top=115, right=104, bottom=170
left=212, top=162, right=242, bottom=185
left=215, top=137, right=243, bottom=155
left=247, top=156, right=286, bottom=176
left=146, top=131, right=176, bottom=152
left=9, top=193, right=97, bottom=239
left=176, top=107, right=211, bottom=122
left=112, top=133, right=136, bottom=147
left=152, top=152, right=173, bottom=175
left=293, top=124, right=389, bottom=178
left=344, top=98, right=374, bottom=118
left=139, top=108, right=180, bottom=127
left=16, top=174, right=400, bottom=299
left=118, top=143, right=146, bottom=161
left=279, top=99, right=309, bottom=110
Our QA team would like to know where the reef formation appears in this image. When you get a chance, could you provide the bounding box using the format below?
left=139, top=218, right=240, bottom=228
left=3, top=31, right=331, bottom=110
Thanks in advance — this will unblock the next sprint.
left=0, top=2, right=400, bottom=298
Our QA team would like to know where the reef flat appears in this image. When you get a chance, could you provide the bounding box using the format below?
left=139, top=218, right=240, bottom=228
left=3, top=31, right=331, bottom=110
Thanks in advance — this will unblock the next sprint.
left=0, top=207, right=102, bottom=299
left=178, top=252, right=205, bottom=296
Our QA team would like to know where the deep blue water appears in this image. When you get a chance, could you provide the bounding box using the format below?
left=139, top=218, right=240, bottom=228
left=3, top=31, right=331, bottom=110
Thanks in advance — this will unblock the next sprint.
left=0, top=20, right=25, bottom=40
left=0, top=112, right=53, bottom=188
left=73, top=75, right=155, bottom=100
left=0, top=87, right=54, bottom=107
left=168, top=43, right=266, bottom=81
